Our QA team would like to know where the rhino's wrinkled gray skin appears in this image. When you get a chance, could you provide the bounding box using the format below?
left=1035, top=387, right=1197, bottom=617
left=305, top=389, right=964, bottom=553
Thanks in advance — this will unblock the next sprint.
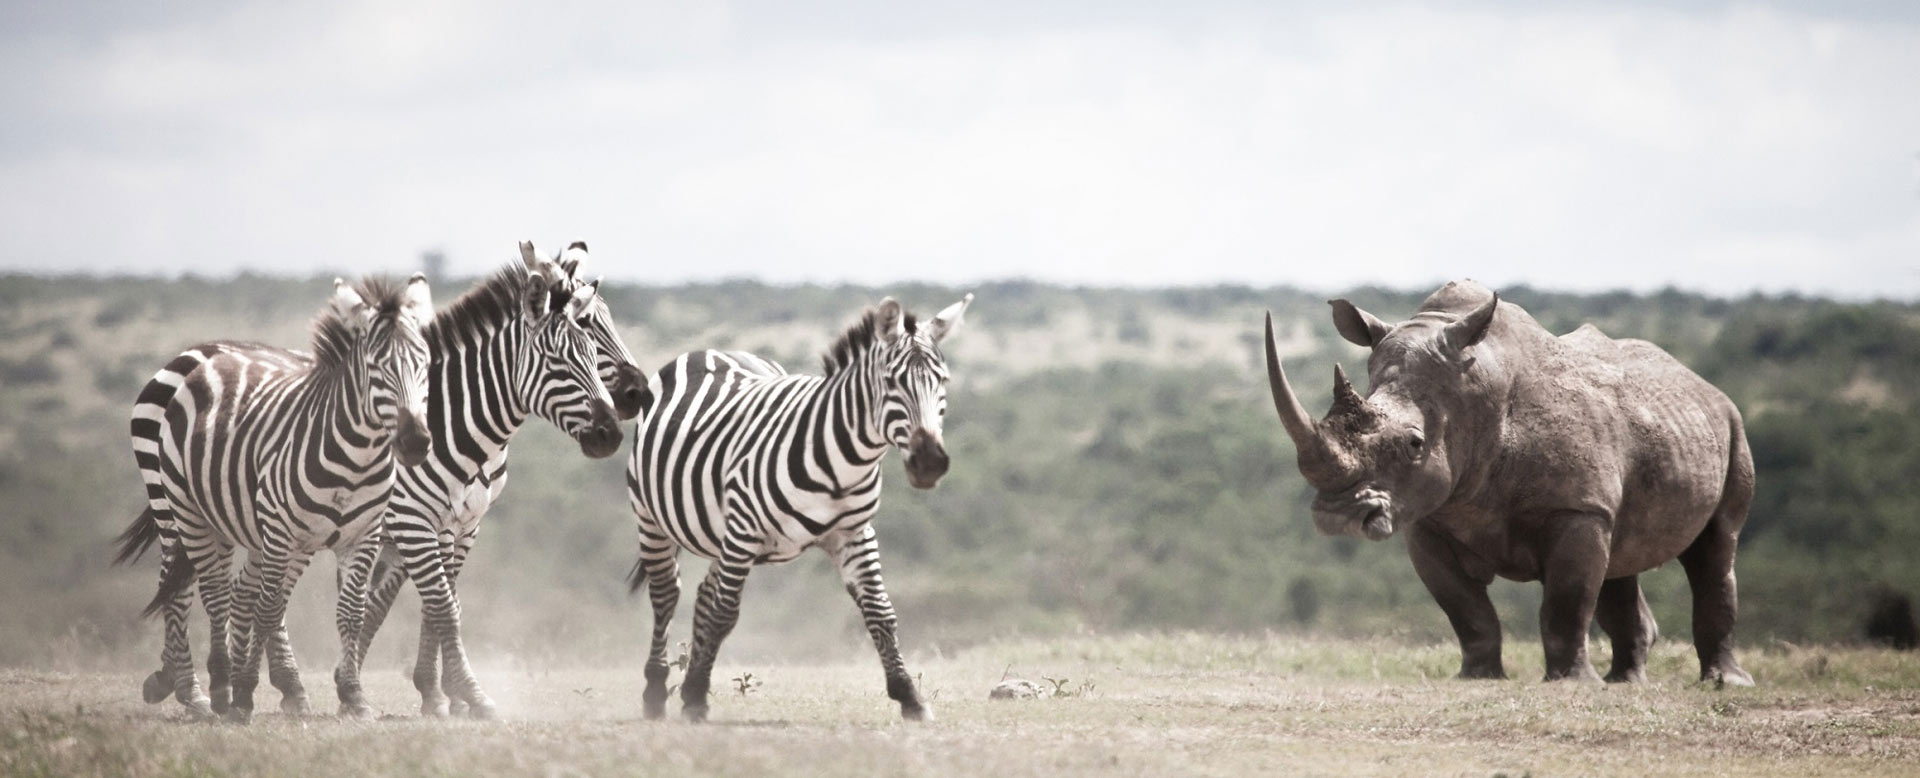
left=1265, top=280, right=1754, bottom=685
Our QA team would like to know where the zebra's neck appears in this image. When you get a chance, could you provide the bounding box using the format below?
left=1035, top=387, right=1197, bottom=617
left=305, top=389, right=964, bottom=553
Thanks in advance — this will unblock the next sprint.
left=426, top=320, right=533, bottom=478
left=288, top=346, right=393, bottom=468
left=814, top=357, right=892, bottom=472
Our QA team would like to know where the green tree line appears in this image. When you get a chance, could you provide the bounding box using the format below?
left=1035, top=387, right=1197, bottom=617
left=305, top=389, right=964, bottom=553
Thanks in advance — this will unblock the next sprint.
left=0, top=274, right=1913, bottom=669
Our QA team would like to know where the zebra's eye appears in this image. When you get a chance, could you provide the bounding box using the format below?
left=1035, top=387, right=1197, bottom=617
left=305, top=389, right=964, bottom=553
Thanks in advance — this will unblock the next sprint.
left=1408, top=429, right=1425, bottom=453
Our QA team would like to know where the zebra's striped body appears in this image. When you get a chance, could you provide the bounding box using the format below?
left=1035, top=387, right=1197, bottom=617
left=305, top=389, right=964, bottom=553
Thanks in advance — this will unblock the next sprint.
left=626, top=295, right=971, bottom=721
left=119, top=276, right=433, bottom=722
left=329, top=243, right=630, bottom=719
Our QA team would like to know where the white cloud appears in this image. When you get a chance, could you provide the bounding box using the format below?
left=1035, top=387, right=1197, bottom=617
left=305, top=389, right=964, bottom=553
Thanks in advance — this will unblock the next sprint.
left=1, top=1, right=1915, bottom=298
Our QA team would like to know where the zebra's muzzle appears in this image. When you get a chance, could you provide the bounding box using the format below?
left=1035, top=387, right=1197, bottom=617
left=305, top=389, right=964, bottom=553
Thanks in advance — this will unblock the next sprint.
left=394, top=414, right=432, bottom=467
left=610, top=364, right=650, bottom=421
left=903, top=428, right=949, bottom=489
left=576, top=400, right=624, bottom=459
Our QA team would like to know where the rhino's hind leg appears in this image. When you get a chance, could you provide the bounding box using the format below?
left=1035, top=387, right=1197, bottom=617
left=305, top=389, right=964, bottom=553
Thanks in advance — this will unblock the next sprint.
left=1595, top=575, right=1657, bottom=683
left=1406, top=522, right=1506, bottom=680
left=1679, top=524, right=1753, bottom=687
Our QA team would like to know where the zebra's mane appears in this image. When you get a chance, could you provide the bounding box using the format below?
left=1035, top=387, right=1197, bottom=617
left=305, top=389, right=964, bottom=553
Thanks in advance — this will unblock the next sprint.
left=821, top=307, right=918, bottom=377
left=424, top=264, right=548, bottom=351
left=310, top=275, right=410, bottom=369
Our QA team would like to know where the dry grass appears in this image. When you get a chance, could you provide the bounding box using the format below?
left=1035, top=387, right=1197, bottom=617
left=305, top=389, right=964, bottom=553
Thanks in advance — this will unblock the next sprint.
left=4, top=634, right=1918, bottom=777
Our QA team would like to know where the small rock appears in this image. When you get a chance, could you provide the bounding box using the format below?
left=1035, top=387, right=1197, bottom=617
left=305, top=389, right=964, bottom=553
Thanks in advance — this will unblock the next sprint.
left=989, top=679, right=1043, bottom=700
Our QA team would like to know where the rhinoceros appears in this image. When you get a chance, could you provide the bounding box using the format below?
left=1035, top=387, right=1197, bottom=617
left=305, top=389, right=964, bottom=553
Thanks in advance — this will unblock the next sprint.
left=1263, top=280, right=1753, bottom=685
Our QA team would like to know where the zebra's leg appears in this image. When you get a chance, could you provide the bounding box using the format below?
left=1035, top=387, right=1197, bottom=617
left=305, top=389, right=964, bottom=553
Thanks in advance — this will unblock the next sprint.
left=195, top=549, right=235, bottom=715
left=824, top=525, right=928, bottom=721
left=634, top=528, right=681, bottom=720
left=438, top=535, right=480, bottom=717
left=437, top=540, right=496, bottom=719
left=394, top=519, right=491, bottom=717
left=230, top=541, right=312, bottom=724
left=333, top=538, right=382, bottom=718
left=226, top=551, right=260, bottom=714
left=237, top=557, right=312, bottom=716
left=355, top=540, right=408, bottom=660
left=680, top=540, right=756, bottom=723
left=151, top=542, right=215, bottom=719
left=268, top=609, right=310, bottom=716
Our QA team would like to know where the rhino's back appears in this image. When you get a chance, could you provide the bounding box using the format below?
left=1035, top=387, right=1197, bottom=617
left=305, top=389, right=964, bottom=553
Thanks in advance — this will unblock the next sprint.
left=1538, top=323, right=1740, bottom=573
left=1556, top=324, right=1734, bottom=415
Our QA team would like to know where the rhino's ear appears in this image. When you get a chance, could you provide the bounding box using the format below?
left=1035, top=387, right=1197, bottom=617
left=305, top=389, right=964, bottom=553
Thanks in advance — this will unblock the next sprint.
left=1443, top=293, right=1499, bottom=353
left=1329, top=300, right=1391, bottom=348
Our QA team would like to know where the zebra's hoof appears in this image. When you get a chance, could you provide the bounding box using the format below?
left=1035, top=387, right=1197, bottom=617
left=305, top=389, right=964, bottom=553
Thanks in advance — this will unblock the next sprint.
left=339, top=701, right=376, bottom=720
left=209, top=686, right=231, bottom=715
left=464, top=700, right=498, bottom=721
left=421, top=698, right=451, bottom=718
left=142, top=670, right=171, bottom=704
left=642, top=700, right=667, bottom=720
left=682, top=705, right=709, bottom=724
left=447, top=697, right=469, bottom=717
left=280, top=695, right=312, bottom=717
left=225, top=705, right=254, bottom=725
left=183, top=697, right=216, bottom=721
left=901, top=703, right=933, bottom=722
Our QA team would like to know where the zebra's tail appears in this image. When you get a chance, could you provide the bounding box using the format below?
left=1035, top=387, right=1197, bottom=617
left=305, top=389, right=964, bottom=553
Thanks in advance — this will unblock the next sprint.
left=625, top=558, right=647, bottom=595
left=140, top=543, right=197, bottom=619
left=112, top=508, right=162, bottom=566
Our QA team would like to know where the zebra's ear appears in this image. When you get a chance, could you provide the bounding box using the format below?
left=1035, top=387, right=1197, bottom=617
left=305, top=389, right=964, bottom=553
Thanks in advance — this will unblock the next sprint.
left=524, top=270, right=553, bottom=323
left=519, top=240, right=542, bottom=269
left=564, top=279, right=598, bottom=321
left=875, top=298, right=906, bottom=344
left=331, top=277, right=370, bottom=332
left=560, top=241, right=589, bottom=279
left=928, top=293, right=972, bottom=344
left=403, top=272, right=433, bottom=323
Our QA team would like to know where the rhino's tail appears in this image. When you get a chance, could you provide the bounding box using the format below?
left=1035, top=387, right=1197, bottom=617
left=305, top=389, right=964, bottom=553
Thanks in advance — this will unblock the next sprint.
left=1717, top=407, right=1755, bottom=536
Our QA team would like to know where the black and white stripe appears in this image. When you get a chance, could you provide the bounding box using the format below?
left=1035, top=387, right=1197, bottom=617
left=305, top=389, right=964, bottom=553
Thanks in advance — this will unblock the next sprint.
left=328, top=242, right=631, bottom=719
left=625, top=294, right=971, bottom=721
left=116, top=275, right=434, bottom=722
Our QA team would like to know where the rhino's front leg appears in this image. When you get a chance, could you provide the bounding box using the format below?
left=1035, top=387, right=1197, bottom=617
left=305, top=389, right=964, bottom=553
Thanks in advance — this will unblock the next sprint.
left=1538, top=516, right=1608, bottom=682
left=1406, top=522, right=1506, bottom=680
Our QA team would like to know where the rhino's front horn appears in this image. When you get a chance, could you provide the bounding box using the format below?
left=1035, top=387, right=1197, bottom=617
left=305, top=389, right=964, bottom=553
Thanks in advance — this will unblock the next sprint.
left=1265, top=312, right=1318, bottom=448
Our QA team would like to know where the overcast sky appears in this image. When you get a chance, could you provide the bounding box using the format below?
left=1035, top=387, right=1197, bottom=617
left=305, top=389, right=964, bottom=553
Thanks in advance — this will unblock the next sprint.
left=3, top=1, right=1916, bottom=298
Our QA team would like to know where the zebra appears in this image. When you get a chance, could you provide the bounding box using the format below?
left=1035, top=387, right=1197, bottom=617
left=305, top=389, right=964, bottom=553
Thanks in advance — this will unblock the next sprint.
left=114, top=275, right=435, bottom=722
left=625, top=293, right=972, bottom=722
left=328, top=241, right=635, bottom=719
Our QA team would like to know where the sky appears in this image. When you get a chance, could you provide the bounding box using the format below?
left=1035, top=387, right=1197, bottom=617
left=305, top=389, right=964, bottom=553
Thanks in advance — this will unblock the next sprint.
left=2, top=0, right=1917, bottom=298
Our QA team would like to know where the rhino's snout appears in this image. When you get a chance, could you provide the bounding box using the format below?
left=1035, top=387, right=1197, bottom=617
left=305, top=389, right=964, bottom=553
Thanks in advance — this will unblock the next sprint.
left=1361, top=509, right=1393, bottom=541
left=1312, top=488, right=1396, bottom=541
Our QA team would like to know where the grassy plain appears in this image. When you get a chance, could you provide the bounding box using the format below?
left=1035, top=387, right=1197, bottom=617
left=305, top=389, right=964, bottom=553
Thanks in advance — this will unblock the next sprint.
left=3, top=633, right=1917, bottom=777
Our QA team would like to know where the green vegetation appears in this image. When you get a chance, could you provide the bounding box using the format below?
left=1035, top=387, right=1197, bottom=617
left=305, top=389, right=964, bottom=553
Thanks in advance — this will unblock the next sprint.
left=0, top=274, right=1916, bottom=676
